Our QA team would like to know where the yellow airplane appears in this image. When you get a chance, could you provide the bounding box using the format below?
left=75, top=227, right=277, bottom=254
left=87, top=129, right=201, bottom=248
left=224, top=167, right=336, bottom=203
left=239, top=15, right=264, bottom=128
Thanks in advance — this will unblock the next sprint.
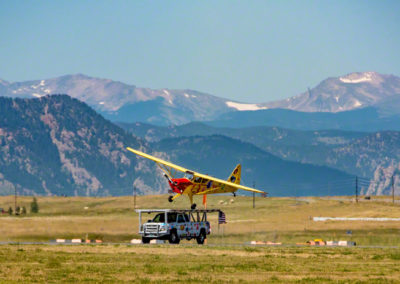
left=127, top=147, right=265, bottom=209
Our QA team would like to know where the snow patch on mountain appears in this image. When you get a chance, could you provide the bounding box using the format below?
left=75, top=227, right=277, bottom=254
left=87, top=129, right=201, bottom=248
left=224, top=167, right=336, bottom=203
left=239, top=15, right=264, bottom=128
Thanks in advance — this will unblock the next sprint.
left=340, top=72, right=374, bottom=83
left=162, top=90, right=174, bottom=105
left=353, top=100, right=362, bottom=107
left=226, top=101, right=268, bottom=111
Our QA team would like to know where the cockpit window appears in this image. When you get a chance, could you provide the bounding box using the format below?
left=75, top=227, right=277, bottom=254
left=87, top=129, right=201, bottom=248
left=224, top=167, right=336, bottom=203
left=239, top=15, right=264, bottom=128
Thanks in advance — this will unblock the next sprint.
left=184, top=173, right=194, bottom=180
left=194, top=177, right=202, bottom=183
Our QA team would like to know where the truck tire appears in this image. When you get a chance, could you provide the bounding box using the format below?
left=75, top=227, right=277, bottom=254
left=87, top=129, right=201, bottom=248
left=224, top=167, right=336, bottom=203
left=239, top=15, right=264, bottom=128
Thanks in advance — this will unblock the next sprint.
left=142, top=237, right=150, bottom=244
left=169, top=230, right=180, bottom=244
left=196, top=230, right=206, bottom=245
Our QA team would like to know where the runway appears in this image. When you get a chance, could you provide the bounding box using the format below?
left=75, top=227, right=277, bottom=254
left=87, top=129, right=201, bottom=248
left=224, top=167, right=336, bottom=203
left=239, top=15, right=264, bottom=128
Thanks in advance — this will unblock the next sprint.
left=0, top=241, right=399, bottom=249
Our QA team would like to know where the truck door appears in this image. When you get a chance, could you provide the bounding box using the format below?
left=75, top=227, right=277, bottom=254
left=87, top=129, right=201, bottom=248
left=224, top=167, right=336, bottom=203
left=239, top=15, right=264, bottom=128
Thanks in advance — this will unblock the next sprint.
left=177, top=214, right=187, bottom=237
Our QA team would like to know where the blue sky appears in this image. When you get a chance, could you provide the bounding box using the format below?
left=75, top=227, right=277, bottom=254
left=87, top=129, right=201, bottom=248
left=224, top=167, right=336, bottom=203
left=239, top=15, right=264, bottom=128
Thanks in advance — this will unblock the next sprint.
left=1, top=1, right=399, bottom=102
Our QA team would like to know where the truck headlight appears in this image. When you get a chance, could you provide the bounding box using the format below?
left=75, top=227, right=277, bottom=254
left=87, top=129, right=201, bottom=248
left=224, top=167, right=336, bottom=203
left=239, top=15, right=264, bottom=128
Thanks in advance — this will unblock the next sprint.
left=160, top=225, right=166, bottom=231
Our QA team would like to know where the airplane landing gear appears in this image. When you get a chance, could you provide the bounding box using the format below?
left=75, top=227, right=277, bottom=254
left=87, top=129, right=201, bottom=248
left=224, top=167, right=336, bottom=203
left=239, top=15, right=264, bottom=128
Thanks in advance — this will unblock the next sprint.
left=233, top=192, right=236, bottom=197
left=191, top=203, right=197, bottom=210
left=168, top=195, right=173, bottom=203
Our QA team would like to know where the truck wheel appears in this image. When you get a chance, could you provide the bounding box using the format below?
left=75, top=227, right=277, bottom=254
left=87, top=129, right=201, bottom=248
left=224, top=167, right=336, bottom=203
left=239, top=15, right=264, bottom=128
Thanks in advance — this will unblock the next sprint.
left=169, top=230, right=180, bottom=244
left=142, top=237, right=150, bottom=244
left=196, top=230, right=206, bottom=245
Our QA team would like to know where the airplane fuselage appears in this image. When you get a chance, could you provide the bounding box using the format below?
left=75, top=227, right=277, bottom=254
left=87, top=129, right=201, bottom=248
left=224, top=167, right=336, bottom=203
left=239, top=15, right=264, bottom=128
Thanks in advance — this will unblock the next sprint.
left=169, top=178, right=192, bottom=194
left=169, top=177, right=235, bottom=195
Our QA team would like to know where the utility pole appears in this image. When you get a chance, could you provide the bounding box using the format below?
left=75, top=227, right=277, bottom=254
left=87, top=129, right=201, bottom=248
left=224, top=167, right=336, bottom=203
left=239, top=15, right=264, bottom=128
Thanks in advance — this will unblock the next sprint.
left=392, top=175, right=395, bottom=204
left=253, top=181, right=255, bottom=209
left=14, top=186, right=17, bottom=215
left=356, top=176, right=359, bottom=203
left=133, top=186, right=137, bottom=209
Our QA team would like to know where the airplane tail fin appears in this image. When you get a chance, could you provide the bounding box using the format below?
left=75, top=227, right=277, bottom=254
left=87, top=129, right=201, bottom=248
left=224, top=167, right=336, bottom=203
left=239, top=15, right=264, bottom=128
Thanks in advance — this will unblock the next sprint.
left=228, top=164, right=241, bottom=185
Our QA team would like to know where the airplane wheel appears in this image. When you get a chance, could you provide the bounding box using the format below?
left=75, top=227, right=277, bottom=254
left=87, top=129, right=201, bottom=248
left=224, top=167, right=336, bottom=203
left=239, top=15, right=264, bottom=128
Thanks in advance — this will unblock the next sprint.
left=191, top=203, right=197, bottom=210
left=168, top=195, right=173, bottom=203
left=233, top=192, right=236, bottom=197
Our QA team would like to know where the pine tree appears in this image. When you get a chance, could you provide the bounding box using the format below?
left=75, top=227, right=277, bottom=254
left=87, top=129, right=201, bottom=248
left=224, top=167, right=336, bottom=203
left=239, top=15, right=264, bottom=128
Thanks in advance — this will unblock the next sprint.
left=31, top=197, right=39, bottom=213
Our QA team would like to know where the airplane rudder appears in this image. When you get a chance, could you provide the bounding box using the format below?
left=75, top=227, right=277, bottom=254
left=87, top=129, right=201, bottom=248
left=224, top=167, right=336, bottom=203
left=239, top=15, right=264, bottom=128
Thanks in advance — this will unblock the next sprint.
left=229, top=164, right=241, bottom=184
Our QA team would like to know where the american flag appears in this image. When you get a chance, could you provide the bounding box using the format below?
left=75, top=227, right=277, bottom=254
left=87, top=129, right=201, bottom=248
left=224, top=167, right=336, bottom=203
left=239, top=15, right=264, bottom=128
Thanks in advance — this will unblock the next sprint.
left=218, top=211, right=226, bottom=224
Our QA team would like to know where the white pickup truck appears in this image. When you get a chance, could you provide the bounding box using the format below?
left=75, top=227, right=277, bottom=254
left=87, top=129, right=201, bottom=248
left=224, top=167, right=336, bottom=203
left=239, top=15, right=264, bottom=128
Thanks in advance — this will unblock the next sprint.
left=136, top=209, right=219, bottom=244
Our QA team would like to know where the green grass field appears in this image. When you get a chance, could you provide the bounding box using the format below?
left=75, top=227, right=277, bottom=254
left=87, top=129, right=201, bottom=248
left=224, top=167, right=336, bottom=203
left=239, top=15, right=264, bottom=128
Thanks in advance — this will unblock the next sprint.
left=1, top=244, right=400, bottom=283
left=1, top=195, right=400, bottom=282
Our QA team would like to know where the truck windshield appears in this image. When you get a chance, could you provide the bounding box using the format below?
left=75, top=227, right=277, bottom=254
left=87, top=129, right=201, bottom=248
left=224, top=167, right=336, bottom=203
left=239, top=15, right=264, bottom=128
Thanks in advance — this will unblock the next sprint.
left=152, top=213, right=165, bottom=223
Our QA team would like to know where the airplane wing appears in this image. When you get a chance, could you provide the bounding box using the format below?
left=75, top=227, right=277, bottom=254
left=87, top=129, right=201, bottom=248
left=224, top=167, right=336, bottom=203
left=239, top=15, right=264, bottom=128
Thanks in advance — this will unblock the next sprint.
left=193, top=172, right=264, bottom=194
left=126, top=147, right=189, bottom=173
left=126, top=147, right=264, bottom=194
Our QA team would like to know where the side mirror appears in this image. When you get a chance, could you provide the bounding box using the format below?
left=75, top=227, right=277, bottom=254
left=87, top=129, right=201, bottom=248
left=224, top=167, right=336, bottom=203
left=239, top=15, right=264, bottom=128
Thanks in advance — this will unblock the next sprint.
left=147, top=219, right=152, bottom=222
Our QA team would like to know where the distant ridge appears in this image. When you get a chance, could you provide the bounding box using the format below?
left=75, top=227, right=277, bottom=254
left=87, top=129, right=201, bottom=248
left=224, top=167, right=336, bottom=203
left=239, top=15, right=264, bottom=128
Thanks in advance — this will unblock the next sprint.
left=261, top=72, right=400, bottom=112
left=206, top=107, right=400, bottom=131
left=121, top=122, right=400, bottom=195
left=1, top=71, right=400, bottom=126
left=152, top=135, right=353, bottom=197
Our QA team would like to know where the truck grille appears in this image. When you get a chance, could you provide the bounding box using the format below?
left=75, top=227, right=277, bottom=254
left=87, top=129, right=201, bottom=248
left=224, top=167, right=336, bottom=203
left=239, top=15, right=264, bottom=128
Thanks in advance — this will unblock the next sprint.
left=144, top=224, right=159, bottom=234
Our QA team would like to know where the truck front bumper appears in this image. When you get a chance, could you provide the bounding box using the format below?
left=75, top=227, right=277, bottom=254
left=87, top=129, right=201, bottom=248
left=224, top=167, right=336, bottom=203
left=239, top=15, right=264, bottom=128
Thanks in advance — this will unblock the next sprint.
left=140, top=232, right=170, bottom=240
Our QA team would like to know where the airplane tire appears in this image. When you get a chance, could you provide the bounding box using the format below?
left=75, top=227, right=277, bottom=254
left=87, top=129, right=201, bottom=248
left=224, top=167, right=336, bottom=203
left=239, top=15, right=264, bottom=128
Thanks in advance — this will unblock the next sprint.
left=191, top=203, right=197, bottom=210
left=169, top=230, right=180, bottom=244
left=196, top=230, right=206, bottom=245
left=142, top=237, right=150, bottom=244
left=168, top=195, right=173, bottom=202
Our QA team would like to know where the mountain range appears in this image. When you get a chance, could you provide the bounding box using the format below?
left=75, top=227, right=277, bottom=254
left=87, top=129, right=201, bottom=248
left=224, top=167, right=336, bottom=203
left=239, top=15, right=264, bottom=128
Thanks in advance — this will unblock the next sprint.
left=0, top=74, right=235, bottom=125
left=119, top=122, right=400, bottom=195
left=1, top=71, right=400, bottom=127
left=1, top=71, right=400, bottom=196
left=0, top=95, right=356, bottom=197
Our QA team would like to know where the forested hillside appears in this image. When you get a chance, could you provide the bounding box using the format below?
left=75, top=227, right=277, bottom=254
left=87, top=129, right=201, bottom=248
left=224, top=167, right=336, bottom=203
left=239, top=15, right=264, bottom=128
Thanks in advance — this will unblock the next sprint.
left=0, top=95, right=164, bottom=196
left=152, top=135, right=353, bottom=196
